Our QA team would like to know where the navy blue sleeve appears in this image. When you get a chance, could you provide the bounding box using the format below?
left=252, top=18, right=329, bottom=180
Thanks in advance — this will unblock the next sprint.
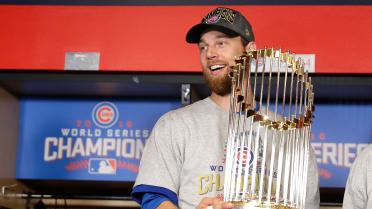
left=131, top=184, right=178, bottom=206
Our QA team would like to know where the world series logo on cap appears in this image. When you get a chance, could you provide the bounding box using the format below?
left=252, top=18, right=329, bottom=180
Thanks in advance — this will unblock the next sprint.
left=204, top=7, right=236, bottom=24
left=206, top=15, right=220, bottom=24
left=92, top=101, right=119, bottom=128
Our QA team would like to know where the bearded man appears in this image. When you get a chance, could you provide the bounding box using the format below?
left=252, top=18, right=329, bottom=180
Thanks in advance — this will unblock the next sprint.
left=131, top=7, right=320, bottom=209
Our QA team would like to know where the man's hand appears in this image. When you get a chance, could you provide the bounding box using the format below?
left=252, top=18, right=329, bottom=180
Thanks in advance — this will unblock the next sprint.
left=196, top=197, right=233, bottom=209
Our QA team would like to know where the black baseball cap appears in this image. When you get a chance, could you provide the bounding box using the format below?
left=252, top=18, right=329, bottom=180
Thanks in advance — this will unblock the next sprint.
left=186, top=7, right=255, bottom=44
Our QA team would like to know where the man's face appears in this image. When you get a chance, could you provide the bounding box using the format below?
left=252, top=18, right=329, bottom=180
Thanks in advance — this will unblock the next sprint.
left=199, top=30, right=245, bottom=96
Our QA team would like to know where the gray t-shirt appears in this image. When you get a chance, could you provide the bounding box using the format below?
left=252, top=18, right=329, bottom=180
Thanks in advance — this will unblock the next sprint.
left=343, top=143, right=372, bottom=209
left=134, top=97, right=320, bottom=209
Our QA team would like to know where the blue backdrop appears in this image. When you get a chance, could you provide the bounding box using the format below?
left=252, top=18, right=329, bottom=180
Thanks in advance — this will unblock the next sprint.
left=310, top=103, right=372, bottom=188
left=16, top=98, right=372, bottom=187
left=16, top=97, right=181, bottom=181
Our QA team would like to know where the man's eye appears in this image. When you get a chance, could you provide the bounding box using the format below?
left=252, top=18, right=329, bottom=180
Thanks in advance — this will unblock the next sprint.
left=199, top=46, right=207, bottom=51
left=218, top=42, right=225, bottom=47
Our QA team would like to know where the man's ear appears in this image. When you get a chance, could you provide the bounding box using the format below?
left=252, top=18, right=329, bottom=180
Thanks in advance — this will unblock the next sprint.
left=245, top=41, right=257, bottom=52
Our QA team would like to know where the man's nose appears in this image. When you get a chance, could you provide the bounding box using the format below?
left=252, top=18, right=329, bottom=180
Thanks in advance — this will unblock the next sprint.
left=206, top=46, right=217, bottom=59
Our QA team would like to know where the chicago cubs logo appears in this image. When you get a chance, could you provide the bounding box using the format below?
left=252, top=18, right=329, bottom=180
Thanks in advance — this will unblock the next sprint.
left=206, top=15, right=220, bottom=23
left=92, top=102, right=119, bottom=128
left=237, top=147, right=254, bottom=166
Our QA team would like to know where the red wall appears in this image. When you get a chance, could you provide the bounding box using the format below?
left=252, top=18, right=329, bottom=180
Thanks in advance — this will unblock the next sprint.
left=0, top=5, right=371, bottom=73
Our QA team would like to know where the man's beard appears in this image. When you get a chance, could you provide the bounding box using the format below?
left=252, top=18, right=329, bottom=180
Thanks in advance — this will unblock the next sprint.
left=203, top=70, right=232, bottom=96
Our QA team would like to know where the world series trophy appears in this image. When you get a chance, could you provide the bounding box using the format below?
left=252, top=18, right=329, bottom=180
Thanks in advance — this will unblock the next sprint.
left=223, top=48, right=314, bottom=209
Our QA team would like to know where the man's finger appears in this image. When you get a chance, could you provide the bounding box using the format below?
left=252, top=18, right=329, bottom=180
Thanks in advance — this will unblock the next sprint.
left=221, top=202, right=233, bottom=209
left=197, top=197, right=213, bottom=209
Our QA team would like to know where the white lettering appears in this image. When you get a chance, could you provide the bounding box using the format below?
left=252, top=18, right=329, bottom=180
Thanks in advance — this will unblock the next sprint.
left=44, top=137, right=58, bottom=161
left=95, top=129, right=102, bottom=137
left=86, top=138, right=102, bottom=156
left=71, top=129, right=78, bottom=136
left=61, top=129, right=70, bottom=136
left=43, top=137, right=149, bottom=160
left=143, top=129, right=149, bottom=138
left=107, top=129, right=113, bottom=137
left=61, top=128, right=102, bottom=137
left=344, top=143, right=356, bottom=167
left=122, top=129, right=128, bottom=137
left=322, top=143, right=337, bottom=165
left=311, top=143, right=322, bottom=164
left=136, top=139, right=145, bottom=160
left=106, top=129, right=149, bottom=138
left=71, top=138, right=85, bottom=157
left=311, top=142, right=369, bottom=168
left=338, top=143, right=343, bottom=166
left=115, top=129, right=121, bottom=137
left=135, top=130, right=141, bottom=137
left=122, top=139, right=135, bottom=159
left=102, top=138, right=115, bottom=156
left=58, top=137, right=72, bottom=159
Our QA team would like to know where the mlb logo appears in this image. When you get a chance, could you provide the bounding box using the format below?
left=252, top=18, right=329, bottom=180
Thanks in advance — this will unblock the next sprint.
left=89, top=158, right=117, bottom=174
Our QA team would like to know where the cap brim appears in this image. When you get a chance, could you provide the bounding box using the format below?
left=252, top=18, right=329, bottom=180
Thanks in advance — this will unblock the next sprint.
left=186, top=24, right=239, bottom=44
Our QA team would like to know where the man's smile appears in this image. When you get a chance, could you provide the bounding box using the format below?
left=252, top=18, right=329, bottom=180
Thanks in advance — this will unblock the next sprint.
left=209, top=63, right=227, bottom=75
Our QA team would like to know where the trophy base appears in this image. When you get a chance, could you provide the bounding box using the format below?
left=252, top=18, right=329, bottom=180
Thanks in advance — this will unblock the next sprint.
left=230, top=201, right=297, bottom=209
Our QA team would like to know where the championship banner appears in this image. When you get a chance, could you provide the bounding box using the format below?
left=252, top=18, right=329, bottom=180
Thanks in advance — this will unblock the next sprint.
left=16, top=98, right=181, bottom=181
left=310, top=103, right=372, bottom=188
left=15, top=97, right=372, bottom=186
